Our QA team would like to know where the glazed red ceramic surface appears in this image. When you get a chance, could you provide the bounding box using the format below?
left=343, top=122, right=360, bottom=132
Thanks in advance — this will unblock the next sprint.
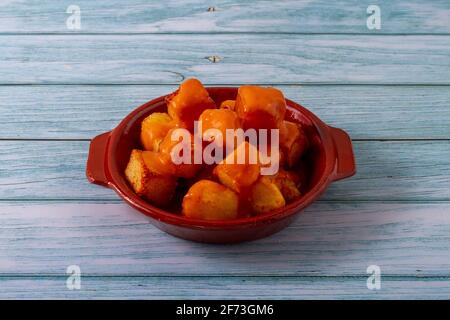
left=86, top=87, right=356, bottom=243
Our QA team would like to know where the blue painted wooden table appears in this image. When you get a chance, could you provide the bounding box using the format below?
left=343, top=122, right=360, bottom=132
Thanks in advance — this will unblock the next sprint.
left=1, top=0, right=450, bottom=299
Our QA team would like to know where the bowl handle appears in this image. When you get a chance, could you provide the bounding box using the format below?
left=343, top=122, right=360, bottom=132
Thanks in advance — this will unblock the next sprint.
left=329, top=126, right=356, bottom=181
left=86, top=131, right=111, bottom=187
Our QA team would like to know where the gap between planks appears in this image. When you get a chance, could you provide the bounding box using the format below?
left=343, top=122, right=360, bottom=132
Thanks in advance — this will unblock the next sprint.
left=2, top=199, right=450, bottom=203
left=3, top=32, right=450, bottom=36
left=3, top=83, right=450, bottom=86
left=1, top=275, right=450, bottom=280
left=2, top=83, right=450, bottom=86
left=1, top=138, right=450, bottom=142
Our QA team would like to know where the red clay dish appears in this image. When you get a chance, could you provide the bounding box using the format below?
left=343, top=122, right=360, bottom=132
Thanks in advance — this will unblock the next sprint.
left=86, top=87, right=356, bottom=243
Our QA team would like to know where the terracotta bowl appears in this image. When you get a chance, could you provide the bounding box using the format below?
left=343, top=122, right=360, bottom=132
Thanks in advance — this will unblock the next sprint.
left=86, top=87, right=356, bottom=243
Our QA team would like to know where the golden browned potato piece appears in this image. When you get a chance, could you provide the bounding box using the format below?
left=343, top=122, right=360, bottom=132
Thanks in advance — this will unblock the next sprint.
left=213, top=142, right=260, bottom=193
left=125, top=150, right=148, bottom=195
left=182, top=180, right=239, bottom=220
left=250, top=177, right=286, bottom=214
left=125, top=149, right=177, bottom=207
left=219, top=100, right=236, bottom=111
left=166, top=78, right=216, bottom=131
left=140, top=112, right=175, bottom=152
left=235, top=85, right=286, bottom=130
left=158, top=128, right=202, bottom=178
left=185, top=164, right=217, bottom=189
left=279, top=121, right=309, bottom=168
left=267, top=169, right=301, bottom=203
left=141, top=150, right=175, bottom=176
left=198, top=108, right=241, bottom=149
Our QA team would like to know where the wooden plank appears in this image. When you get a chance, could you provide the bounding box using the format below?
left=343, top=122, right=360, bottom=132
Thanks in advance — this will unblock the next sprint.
left=1, top=35, right=450, bottom=85
left=1, top=201, right=450, bottom=276
left=1, top=0, right=450, bottom=34
left=2, top=85, right=450, bottom=140
left=1, top=275, right=449, bottom=299
left=1, top=140, right=449, bottom=201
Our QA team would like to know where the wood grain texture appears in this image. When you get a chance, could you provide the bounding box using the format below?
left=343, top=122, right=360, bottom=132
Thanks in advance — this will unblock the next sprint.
left=2, top=85, right=450, bottom=140
left=1, top=0, right=450, bottom=300
left=1, top=201, right=450, bottom=277
left=1, top=34, right=450, bottom=85
left=1, top=140, right=449, bottom=201
left=1, top=276, right=450, bottom=300
left=1, top=0, right=449, bottom=34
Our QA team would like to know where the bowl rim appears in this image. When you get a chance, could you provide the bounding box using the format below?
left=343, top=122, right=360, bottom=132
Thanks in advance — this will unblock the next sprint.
left=106, top=87, right=338, bottom=229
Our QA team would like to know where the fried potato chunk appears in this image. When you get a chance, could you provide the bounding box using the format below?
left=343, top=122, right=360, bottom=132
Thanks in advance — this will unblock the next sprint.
left=125, top=149, right=148, bottom=195
left=141, top=150, right=175, bottom=176
left=250, top=177, right=286, bottom=214
left=140, top=112, right=175, bottom=152
left=158, top=128, right=202, bottom=178
left=279, top=120, right=309, bottom=168
left=219, top=100, right=236, bottom=111
left=166, top=78, right=216, bottom=131
left=185, top=164, right=217, bottom=189
left=182, top=180, right=239, bottom=220
left=199, top=108, right=241, bottom=148
left=235, top=85, right=286, bottom=130
left=213, top=142, right=260, bottom=193
left=267, top=169, right=301, bottom=203
left=125, top=149, right=177, bottom=207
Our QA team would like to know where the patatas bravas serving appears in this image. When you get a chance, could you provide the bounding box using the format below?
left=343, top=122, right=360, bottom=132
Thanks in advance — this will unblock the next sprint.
left=125, top=78, right=309, bottom=220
